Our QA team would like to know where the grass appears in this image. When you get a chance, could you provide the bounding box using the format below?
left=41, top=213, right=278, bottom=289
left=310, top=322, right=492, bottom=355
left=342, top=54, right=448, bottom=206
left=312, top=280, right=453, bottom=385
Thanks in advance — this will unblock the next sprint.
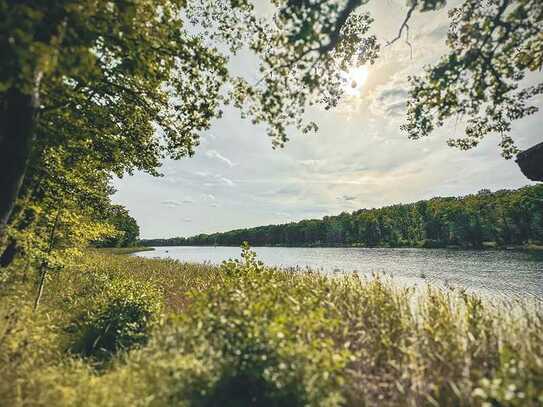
left=0, top=245, right=542, bottom=406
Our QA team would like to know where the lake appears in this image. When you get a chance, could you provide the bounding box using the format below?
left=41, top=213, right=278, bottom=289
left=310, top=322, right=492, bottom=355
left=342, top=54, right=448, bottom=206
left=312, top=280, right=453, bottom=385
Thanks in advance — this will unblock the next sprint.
left=136, top=246, right=543, bottom=301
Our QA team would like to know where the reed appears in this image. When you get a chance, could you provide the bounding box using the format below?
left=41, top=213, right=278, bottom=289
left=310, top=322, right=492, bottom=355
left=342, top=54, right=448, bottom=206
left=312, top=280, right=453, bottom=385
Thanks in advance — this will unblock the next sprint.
left=1, top=247, right=541, bottom=406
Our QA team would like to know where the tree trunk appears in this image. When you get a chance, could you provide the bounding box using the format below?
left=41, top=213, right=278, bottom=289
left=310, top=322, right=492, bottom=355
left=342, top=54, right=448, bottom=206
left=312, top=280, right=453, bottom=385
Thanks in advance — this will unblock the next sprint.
left=33, top=201, right=62, bottom=312
left=0, top=86, right=39, bottom=240
left=0, top=239, right=17, bottom=267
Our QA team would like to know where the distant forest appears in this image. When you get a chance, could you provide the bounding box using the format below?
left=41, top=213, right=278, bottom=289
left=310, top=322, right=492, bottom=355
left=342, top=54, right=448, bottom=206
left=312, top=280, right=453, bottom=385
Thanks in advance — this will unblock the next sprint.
left=142, top=185, right=543, bottom=249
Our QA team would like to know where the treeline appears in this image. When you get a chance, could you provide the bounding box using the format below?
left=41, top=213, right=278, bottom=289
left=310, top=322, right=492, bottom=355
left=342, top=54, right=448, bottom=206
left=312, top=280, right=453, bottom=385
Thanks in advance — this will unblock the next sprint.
left=143, top=185, right=543, bottom=249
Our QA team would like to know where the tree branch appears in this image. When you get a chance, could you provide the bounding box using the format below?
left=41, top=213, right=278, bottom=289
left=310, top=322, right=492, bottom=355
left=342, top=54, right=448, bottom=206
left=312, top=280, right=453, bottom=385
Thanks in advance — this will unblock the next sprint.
left=386, top=2, right=417, bottom=48
left=318, top=0, right=364, bottom=54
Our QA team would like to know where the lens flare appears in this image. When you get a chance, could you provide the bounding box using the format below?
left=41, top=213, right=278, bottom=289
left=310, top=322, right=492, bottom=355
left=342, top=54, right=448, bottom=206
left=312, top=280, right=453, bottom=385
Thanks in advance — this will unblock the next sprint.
left=342, top=65, right=369, bottom=96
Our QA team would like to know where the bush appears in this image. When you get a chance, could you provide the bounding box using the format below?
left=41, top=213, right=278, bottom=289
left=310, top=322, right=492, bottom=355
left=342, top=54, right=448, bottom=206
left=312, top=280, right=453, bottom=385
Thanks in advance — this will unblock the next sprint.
left=69, top=277, right=162, bottom=363
left=179, top=245, right=350, bottom=406
left=1, top=249, right=543, bottom=406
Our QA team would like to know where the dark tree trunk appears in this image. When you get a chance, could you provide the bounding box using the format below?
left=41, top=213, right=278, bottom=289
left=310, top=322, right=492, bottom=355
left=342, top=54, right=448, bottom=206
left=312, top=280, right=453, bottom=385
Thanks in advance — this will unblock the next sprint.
left=0, top=87, right=39, bottom=240
left=0, top=239, right=17, bottom=267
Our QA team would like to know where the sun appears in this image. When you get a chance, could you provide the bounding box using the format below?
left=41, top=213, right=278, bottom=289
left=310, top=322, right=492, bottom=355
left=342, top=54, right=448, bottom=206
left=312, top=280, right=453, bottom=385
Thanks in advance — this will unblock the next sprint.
left=342, top=65, right=369, bottom=96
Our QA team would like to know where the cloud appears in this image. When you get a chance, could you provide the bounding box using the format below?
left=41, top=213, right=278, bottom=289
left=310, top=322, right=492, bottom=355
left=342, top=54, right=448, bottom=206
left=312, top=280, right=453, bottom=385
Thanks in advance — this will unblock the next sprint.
left=257, top=184, right=302, bottom=198
left=161, top=198, right=193, bottom=207
left=299, top=159, right=324, bottom=167
left=219, top=176, right=235, bottom=186
left=378, top=89, right=409, bottom=100
left=205, top=150, right=236, bottom=167
left=370, top=83, right=409, bottom=117
left=205, top=177, right=235, bottom=187
left=298, top=159, right=330, bottom=173
left=161, top=200, right=182, bottom=207
left=199, top=133, right=217, bottom=146
left=424, top=23, right=449, bottom=41
left=276, top=185, right=302, bottom=196
left=195, top=171, right=236, bottom=188
left=341, top=195, right=357, bottom=201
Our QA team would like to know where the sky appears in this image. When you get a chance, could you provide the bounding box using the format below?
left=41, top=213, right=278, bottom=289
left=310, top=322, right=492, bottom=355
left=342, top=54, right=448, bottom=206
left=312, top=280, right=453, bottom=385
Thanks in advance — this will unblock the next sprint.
left=113, top=0, right=541, bottom=239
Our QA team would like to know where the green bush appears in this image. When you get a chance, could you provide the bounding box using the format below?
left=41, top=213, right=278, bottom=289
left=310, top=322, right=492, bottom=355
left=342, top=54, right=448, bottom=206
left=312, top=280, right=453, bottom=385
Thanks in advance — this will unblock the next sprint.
left=69, top=277, right=162, bottom=363
left=180, top=245, right=350, bottom=406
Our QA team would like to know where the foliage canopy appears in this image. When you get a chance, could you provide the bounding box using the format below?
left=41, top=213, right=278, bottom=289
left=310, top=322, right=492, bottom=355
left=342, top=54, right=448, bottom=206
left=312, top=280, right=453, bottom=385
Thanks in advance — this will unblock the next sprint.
left=402, top=0, right=543, bottom=158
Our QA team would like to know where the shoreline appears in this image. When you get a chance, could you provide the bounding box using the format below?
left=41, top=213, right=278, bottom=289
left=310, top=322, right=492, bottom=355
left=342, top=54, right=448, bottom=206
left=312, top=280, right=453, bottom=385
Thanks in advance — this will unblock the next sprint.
left=96, top=247, right=156, bottom=255
left=137, top=243, right=543, bottom=252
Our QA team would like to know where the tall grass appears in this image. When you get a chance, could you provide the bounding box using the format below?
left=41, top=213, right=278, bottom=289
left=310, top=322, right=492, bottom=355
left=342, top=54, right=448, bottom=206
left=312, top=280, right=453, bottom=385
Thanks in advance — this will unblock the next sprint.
left=0, top=246, right=541, bottom=406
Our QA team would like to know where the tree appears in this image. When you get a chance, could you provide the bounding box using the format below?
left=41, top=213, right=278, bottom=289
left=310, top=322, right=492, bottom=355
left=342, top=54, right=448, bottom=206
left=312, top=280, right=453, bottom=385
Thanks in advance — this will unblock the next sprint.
left=401, top=0, right=542, bottom=159
left=3, top=0, right=541, bottom=266
left=95, top=205, right=140, bottom=248
left=0, top=133, right=118, bottom=274
left=0, top=0, right=379, bottom=240
left=1, top=0, right=224, bottom=238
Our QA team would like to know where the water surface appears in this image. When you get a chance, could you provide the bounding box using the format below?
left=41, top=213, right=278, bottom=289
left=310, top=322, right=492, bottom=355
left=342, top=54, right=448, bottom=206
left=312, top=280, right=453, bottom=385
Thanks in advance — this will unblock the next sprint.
left=137, top=246, right=543, bottom=300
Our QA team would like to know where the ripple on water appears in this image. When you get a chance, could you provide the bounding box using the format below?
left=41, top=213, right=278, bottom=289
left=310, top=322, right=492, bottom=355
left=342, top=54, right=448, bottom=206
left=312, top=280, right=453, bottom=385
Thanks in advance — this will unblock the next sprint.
left=136, top=246, right=543, bottom=301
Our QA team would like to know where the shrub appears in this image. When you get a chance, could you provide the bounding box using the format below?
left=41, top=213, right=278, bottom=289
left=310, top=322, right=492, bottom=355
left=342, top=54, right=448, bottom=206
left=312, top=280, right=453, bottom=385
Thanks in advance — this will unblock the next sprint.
left=69, top=277, right=162, bottom=363
left=179, top=246, right=350, bottom=406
